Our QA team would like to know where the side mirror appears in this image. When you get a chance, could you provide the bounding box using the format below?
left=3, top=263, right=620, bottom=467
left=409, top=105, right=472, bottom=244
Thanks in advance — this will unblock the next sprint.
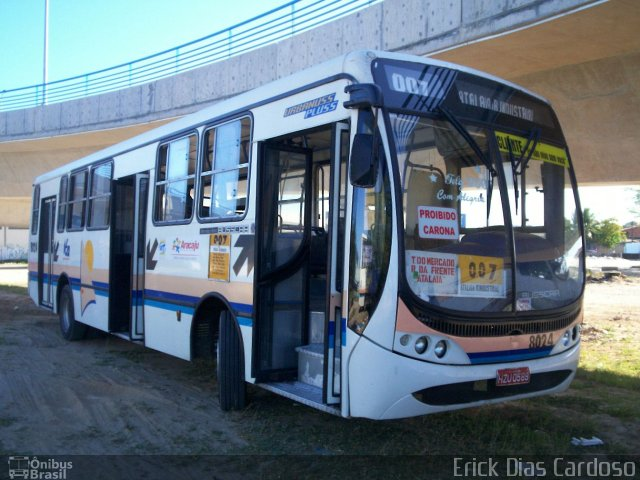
left=349, top=133, right=378, bottom=188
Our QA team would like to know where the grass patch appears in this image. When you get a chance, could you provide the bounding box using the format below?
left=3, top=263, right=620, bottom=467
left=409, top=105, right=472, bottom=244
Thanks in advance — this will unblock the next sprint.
left=233, top=302, right=640, bottom=458
left=236, top=394, right=604, bottom=457
left=579, top=339, right=640, bottom=391
left=0, top=284, right=27, bottom=296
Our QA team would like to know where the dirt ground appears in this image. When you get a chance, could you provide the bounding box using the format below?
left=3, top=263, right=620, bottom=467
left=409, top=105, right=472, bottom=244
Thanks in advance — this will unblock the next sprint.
left=0, top=265, right=638, bottom=463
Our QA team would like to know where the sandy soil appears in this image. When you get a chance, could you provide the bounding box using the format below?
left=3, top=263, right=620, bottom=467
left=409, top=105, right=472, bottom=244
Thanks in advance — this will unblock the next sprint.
left=0, top=266, right=637, bottom=459
left=0, top=290, right=246, bottom=456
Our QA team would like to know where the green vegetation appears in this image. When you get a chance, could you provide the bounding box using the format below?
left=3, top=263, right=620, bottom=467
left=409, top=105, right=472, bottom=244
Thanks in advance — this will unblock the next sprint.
left=0, top=284, right=27, bottom=295
left=592, top=218, right=627, bottom=248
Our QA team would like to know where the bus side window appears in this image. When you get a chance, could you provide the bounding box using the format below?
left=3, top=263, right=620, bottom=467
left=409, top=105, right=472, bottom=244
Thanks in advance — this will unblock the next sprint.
left=31, top=185, right=40, bottom=235
left=154, top=134, right=197, bottom=223
left=87, top=162, right=113, bottom=229
left=57, top=176, right=68, bottom=233
left=68, top=170, right=88, bottom=231
left=199, top=117, right=251, bottom=221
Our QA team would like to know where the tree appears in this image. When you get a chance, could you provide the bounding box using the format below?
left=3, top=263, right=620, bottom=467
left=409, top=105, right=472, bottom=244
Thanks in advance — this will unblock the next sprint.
left=592, top=219, right=627, bottom=249
left=582, top=208, right=598, bottom=248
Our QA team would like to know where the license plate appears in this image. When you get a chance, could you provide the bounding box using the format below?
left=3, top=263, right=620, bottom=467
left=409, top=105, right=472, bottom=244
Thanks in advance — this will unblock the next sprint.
left=496, top=367, right=530, bottom=386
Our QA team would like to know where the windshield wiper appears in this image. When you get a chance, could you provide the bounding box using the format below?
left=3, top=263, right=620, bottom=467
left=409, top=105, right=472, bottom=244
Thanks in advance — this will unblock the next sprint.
left=438, top=106, right=497, bottom=222
left=506, top=128, right=540, bottom=215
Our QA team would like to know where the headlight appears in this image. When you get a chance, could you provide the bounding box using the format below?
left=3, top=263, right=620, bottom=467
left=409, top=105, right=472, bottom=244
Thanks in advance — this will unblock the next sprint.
left=414, top=336, right=428, bottom=354
left=562, top=330, right=571, bottom=346
left=572, top=325, right=580, bottom=341
left=434, top=340, right=447, bottom=358
left=400, top=334, right=411, bottom=346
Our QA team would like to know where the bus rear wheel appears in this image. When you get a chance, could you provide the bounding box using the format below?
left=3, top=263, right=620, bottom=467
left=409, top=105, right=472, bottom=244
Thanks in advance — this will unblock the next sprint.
left=217, top=311, right=246, bottom=411
left=59, top=285, right=87, bottom=341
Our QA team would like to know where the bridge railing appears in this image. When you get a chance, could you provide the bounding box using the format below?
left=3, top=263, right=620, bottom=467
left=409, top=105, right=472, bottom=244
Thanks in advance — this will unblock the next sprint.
left=0, top=0, right=378, bottom=112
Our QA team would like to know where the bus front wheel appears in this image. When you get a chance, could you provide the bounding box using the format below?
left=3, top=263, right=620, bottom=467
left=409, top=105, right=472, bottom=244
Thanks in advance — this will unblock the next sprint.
left=58, top=285, right=87, bottom=341
left=217, top=311, right=246, bottom=411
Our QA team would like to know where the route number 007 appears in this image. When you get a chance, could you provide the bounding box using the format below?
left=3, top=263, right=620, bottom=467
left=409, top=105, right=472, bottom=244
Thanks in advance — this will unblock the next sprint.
left=466, top=261, right=497, bottom=280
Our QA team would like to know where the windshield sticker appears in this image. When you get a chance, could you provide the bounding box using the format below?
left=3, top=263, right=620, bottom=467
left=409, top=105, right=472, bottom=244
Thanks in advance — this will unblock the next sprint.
left=417, top=206, right=459, bottom=239
left=283, top=93, right=338, bottom=119
left=495, top=131, right=568, bottom=168
left=406, top=250, right=458, bottom=297
left=458, top=254, right=506, bottom=298
left=406, top=251, right=506, bottom=299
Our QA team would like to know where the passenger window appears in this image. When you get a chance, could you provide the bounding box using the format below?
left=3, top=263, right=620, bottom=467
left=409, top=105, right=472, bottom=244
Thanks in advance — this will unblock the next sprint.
left=154, top=134, right=197, bottom=223
left=88, top=162, right=112, bottom=229
left=68, top=170, right=88, bottom=231
left=57, top=176, right=68, bottom=233
left=199, top=117, right=251, bottom=220
left=31, top=185, right=40, bottom=235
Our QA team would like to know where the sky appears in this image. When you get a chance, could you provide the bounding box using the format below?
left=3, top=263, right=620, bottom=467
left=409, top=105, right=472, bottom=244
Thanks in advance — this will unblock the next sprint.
left=579, top=186, right=638, bottom=226
left=0, top=0, right=287, bottom=90
left=0, top=1, right=638, bottom=226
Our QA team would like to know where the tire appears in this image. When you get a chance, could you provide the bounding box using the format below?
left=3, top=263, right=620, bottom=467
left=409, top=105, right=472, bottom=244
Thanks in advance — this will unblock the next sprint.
left=58, top=285, right=87, bottom=341
left=217, top=310, right=246, bottom=411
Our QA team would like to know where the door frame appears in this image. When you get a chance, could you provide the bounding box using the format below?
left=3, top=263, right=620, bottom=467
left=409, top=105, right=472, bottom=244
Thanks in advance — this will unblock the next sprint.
left=38, top=196, right=56, bottom=308
left=109, top=173, right=148, bottom=339
left=323, top=122, right=349, bottom=404
left=253, top=142, right=313, bottom=381
left=130, top=173, right=149, bottom=340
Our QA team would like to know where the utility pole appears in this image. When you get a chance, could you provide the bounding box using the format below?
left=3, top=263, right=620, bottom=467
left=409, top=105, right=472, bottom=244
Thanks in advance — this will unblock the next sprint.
left=43, top=0, right=49, bottom=104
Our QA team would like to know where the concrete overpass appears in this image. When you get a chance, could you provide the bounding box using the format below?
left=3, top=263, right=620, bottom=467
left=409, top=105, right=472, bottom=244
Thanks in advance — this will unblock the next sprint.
left=1, top=0, right=638, bottom=228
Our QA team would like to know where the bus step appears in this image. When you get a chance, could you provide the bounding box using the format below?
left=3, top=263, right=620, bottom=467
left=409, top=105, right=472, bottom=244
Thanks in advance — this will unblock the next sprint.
left=110, top=332, right=144, bottom=344
left=259, top=381, right=340, bottom=416
left=296, top=343, right=324, bottom=387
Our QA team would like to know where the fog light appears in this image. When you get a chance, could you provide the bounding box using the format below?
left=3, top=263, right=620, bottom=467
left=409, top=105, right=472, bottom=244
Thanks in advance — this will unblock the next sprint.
left=434, top=340, right=447, bottom=358
left=414, top=336, right=428, bottom=354
left=562, top=330, right=571, bottom=346
left=400, top=334, right=411, bottom=346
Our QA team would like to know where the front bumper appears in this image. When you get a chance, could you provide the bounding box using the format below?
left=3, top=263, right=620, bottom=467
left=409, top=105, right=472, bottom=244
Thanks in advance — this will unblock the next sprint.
left=348, top=335, right=579, bottom=419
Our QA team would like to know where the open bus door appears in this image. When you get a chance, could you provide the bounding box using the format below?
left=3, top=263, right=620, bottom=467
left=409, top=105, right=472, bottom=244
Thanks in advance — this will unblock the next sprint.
left=109, top=173, right=148, bottom=340
left=37, top=197, right=56, bottom=307
left=254, top=122, right=348, bottom=411
left=254, top=143, right=313, bottom=381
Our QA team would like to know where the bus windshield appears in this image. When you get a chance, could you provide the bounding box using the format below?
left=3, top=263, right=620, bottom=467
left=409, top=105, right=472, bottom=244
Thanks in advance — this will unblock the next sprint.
left=392, top=112, right=583, bottom=313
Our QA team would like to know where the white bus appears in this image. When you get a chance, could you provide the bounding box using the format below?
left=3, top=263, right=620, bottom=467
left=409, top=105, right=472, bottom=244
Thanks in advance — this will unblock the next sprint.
left=28, top=50, right=585, bottom=419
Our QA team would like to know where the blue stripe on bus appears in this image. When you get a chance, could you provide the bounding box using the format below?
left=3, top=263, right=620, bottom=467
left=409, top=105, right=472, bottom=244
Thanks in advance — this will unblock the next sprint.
left=144, top=298, right=195, bottom=315
left=341, top=317, right=346, bottom=347
left=237, top=316, right=253, bottom=327
left=144, top=288, right=253, bottom=319
left=467, top=346, right=553, bottom=364
left=327, top=320, right=335, bottom=348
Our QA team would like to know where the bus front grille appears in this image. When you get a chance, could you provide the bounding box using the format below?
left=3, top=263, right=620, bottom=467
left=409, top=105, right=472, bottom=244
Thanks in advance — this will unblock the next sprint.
left=414, top=309, right=580, bottom=337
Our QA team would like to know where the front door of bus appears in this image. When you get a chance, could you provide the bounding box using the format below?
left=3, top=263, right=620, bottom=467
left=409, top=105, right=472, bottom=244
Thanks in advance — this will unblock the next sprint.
left=38, top=197, right=56, bottom=307
left=254, top=123, right=348, bottom=406
left=255, top=144, right=312, bottom=381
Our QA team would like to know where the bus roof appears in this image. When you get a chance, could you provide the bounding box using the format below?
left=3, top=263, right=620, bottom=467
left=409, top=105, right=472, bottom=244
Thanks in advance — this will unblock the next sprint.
left=33, top=50, right=549, bottom=185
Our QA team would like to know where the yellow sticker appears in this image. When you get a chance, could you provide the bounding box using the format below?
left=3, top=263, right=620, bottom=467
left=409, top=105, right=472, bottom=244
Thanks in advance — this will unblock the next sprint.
left=458, top=254, right=506, bottom=298
left=208, top=234, right=231, bottom=281
left=495, top=131, right=568, bottom=169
